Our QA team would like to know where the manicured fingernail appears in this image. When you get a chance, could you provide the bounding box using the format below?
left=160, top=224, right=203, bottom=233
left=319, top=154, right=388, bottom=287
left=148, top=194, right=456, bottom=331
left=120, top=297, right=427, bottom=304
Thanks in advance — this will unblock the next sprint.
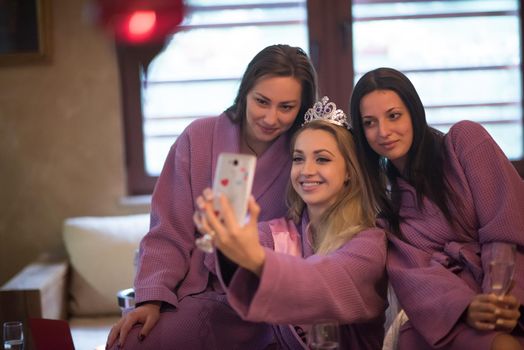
left=495, top=308, right=501, bottom=315
left=138, top=334, right=145, bottom=342
left=196, top=197, right=205, bottom=209
left=203, top=188, right=213, bottom=200
left=496, top=318, right=504, bottom=325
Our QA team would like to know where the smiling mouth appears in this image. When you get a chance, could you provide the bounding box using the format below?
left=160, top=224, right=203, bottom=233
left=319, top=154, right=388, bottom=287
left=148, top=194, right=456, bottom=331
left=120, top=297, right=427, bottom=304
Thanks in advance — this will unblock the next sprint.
left=379, top=140, right=398, bottom=149
left=300, top=181, right=323, bottom=188
left=258, top=124, right=278, bottom=134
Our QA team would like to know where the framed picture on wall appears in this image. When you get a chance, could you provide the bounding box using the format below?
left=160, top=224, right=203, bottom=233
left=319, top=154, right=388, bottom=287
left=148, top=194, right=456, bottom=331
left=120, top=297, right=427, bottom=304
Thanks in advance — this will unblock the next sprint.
left=0, top=0, right=52, bottom=65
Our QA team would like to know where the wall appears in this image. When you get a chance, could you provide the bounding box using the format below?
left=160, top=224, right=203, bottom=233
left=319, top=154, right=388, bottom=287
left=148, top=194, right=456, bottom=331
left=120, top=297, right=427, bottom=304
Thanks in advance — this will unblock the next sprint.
left=0, top=0, right=149, bottom=285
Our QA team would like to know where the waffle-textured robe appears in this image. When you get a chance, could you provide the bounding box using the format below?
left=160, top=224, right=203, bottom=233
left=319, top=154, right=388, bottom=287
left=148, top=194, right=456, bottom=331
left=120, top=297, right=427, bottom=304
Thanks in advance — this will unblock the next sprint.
left=387, top=121, right=524, bottom=349
left=218, top=215, right=388, bottom=350
left=117, top=113, right=294, bottom=350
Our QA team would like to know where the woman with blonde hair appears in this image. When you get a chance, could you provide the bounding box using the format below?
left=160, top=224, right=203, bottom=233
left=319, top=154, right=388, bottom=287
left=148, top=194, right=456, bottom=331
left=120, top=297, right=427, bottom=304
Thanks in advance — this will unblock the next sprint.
left=196, top=96, right=388, bottom=349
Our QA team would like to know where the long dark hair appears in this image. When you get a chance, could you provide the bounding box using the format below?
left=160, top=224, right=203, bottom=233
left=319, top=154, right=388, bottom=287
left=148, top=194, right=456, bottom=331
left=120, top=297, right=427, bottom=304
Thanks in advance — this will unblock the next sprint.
left=350, top=67, right=454, bottom=236
left=225, top=44, right=318, bottom=133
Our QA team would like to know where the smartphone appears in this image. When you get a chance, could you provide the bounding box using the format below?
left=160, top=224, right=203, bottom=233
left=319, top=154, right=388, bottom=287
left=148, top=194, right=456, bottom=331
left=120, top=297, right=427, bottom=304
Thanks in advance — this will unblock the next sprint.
left=212, top=153, right=257, bottom=225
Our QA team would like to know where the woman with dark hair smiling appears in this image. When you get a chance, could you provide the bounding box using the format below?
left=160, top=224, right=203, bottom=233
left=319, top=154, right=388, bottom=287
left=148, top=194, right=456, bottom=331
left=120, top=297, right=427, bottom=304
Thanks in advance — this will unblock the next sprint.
left=106, top=44, right=318, bottom=350
left=350, top=67, right=524, bottom=350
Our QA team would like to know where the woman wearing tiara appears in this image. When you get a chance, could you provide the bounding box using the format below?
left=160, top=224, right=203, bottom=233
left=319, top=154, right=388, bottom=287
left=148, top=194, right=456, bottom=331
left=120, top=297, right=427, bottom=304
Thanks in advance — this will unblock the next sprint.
left=195, top=97, right=388, bottom=349
left=106, top=44, right=318, bottom=350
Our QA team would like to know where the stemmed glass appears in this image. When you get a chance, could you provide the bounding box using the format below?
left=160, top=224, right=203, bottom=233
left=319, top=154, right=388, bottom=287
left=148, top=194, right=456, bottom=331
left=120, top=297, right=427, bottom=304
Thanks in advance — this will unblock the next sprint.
left=488, top=242, right=516, bottom=296
left=308, top=321, right=340, bottom=350
left=3, top=321, right=24, bottom=350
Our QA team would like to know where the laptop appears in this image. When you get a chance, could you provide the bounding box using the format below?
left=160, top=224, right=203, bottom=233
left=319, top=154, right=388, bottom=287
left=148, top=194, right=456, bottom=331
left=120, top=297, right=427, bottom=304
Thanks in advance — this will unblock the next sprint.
left=29, top=318, right=75, bottom=350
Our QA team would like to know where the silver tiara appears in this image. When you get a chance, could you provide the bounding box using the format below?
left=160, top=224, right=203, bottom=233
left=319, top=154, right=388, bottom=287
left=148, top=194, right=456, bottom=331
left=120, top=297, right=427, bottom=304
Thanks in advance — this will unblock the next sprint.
left=303, top=96, right=351, bottom=129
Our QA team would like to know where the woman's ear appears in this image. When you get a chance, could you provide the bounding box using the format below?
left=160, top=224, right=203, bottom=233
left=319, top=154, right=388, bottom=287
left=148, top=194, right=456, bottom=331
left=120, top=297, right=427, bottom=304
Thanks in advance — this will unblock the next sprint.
left=344, top=173, right=351, bottom=186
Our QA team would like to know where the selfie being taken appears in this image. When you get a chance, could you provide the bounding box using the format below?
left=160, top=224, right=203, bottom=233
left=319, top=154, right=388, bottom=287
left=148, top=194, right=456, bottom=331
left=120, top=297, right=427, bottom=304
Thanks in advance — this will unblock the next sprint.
left=1, top=1, right=523, bottom=350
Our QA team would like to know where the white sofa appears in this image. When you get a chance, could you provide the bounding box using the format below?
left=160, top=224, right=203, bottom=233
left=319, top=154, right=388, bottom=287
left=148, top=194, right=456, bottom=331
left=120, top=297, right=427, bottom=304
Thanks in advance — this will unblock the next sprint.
left=0, top=213, right=149, bottom=350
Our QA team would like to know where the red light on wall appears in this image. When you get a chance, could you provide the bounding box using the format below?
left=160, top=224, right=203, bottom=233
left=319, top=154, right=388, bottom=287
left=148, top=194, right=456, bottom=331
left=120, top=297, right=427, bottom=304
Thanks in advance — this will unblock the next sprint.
left=90, top=0, right=185, bottom=45
left=129, top=11, right=156, bottom=36
left=126, top=11, right=157, bottom=42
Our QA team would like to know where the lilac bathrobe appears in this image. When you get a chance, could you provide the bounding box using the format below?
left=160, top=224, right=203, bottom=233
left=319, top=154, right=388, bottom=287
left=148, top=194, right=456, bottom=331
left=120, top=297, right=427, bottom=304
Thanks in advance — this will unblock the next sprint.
left=119, top=114, right=294, bottom=349
left=216, top=215, right=388, bottom=349
left=387, top=121, right=524, bottom=349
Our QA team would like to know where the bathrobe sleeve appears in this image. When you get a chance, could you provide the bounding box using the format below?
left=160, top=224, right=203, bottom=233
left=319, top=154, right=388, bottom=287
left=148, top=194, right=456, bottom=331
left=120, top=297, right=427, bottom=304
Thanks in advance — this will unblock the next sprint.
left=135, top=113, right=293, bottom=308
left=133, top=117, right=217, bottom=307
left=387, top=121, right=524, bottom=349
left=222, top=227, right=387, bottom=325
left=451, top=121, right=524, bottom=337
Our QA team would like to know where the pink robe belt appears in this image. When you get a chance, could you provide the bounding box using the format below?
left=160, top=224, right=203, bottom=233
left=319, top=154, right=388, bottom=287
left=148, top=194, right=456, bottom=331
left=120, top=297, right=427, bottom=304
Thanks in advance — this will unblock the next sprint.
left=430, top=241, right=483, bottom=285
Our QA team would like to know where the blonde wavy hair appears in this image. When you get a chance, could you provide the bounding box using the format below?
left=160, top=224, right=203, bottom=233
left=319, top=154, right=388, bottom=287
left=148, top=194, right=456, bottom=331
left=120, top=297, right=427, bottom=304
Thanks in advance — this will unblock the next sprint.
left=286, top=120, right=378, bottom=254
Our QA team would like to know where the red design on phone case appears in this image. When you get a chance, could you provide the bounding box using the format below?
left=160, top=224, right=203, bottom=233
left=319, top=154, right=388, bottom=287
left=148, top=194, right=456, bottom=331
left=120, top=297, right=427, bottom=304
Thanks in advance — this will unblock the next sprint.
left=221, top=178, right=229, bottom=186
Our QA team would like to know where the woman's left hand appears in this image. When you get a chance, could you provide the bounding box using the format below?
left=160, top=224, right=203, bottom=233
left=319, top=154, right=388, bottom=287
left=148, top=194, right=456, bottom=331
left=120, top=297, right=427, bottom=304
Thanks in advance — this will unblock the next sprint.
left=466, top=293, right=521, bottom=333
left=195, top=188, right=266, bottom=276
left=492, top=294, right=521, bottom=333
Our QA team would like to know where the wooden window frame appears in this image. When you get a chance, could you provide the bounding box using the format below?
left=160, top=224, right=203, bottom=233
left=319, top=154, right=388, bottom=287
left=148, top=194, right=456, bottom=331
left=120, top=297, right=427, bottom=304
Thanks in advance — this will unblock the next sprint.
left=118, top=0, right=523, bottom=195
left=117, top=43, right=164, bottom=194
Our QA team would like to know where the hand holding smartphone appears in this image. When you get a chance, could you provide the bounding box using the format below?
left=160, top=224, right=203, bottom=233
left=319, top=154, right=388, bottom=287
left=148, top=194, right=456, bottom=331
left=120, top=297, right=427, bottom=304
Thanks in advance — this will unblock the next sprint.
left=212, top=152, right=257, bottom=225
left=195, top=152, right=256, bottom=253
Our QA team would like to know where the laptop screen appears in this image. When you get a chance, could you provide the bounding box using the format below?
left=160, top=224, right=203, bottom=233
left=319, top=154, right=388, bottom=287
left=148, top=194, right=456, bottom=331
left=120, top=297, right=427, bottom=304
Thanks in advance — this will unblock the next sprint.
left=29, top=318, right=75, bottom=350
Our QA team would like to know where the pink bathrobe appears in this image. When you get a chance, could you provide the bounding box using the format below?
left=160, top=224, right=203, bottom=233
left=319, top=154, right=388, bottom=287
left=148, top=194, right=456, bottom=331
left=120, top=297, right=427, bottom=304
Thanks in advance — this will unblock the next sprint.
left=386, top=121, right=524, bottom=349
left=118, top=113, right=295, bottom=349
left=217, top=215, right=388, bottom=350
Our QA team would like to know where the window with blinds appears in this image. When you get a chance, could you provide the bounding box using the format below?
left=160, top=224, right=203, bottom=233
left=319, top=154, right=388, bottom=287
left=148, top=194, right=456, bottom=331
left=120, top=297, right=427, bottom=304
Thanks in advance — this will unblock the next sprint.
left=118, top=0, right=523, bottom=194
left=141, top=0, right=308, bottom=176
left=352, top=0, right=523, bottom=159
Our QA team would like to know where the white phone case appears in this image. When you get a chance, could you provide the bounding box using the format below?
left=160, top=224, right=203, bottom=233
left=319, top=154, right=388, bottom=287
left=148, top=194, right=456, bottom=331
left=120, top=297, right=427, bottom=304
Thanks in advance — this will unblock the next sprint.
left=212, top=153, right=257, bottom=225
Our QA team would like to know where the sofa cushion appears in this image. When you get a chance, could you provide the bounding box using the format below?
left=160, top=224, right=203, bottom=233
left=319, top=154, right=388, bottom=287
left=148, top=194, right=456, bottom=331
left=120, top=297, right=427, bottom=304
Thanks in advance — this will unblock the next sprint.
left=63, top=214, right=149, bottom=316
left=69, top=316, right=120, bottom=350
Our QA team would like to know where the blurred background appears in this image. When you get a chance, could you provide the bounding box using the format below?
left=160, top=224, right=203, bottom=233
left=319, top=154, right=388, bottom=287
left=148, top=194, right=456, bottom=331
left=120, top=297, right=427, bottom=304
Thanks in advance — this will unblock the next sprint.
left=1, top=0, right=523, bottom=286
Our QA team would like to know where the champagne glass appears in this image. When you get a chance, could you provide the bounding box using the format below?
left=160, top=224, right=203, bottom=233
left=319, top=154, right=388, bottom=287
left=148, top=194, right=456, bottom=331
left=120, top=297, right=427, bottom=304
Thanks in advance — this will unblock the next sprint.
left=489, top=242, right=516, bottom=296
left=308, top=321, right=339, bottom=350
left=3, top=321, right=24, bottom=350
